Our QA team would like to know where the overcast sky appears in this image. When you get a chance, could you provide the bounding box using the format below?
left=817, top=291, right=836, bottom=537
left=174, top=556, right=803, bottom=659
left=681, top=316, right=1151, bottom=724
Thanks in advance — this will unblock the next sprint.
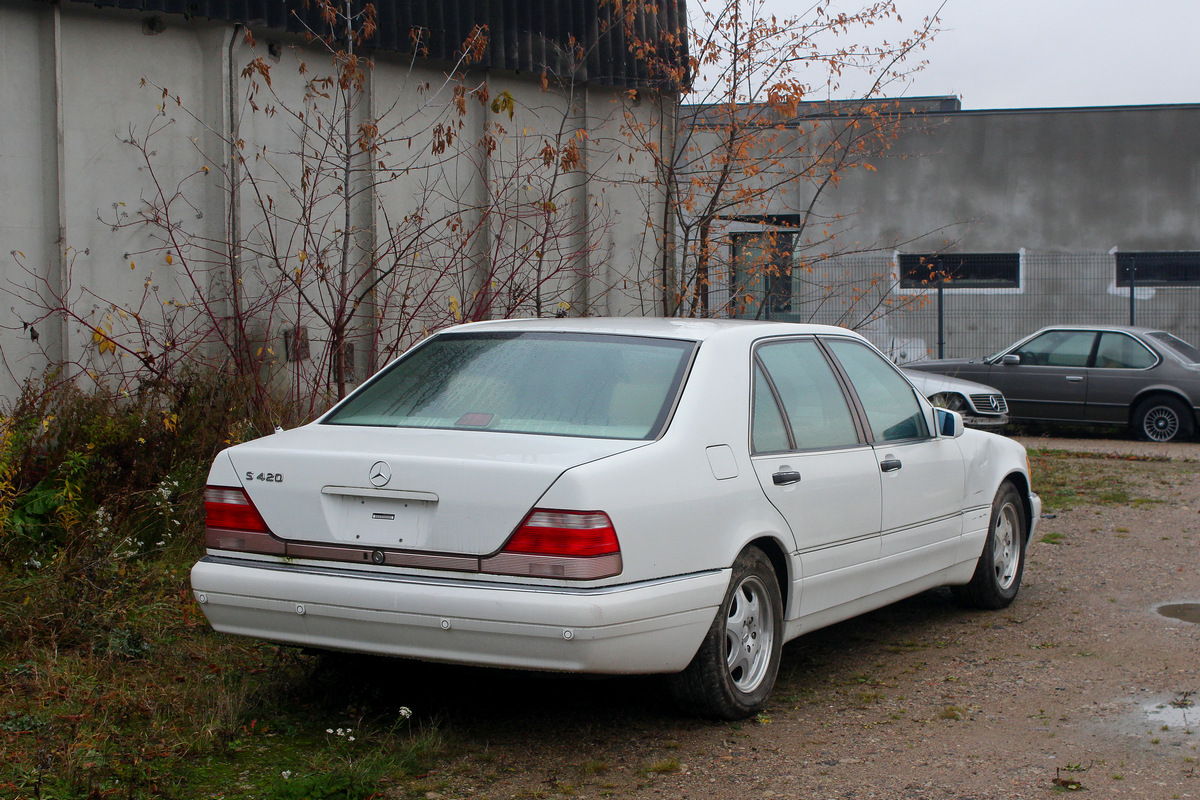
left=726, top=1, right=1200, bottom=110
left=862, top=0, right=1200, bottom=109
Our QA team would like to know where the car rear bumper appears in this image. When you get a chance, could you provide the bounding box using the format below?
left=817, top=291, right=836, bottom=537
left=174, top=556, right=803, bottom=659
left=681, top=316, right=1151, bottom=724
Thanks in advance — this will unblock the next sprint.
left=191, top=556, right=726, bottom=674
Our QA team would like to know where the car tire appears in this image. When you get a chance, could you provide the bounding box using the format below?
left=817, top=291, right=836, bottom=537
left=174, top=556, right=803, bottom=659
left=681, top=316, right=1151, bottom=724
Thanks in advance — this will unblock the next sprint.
left=1132, top=395, right=1194, bottom=443
left=953, top=482, right=1026, bottom=610
left=668, top=546, right=783, bottom=720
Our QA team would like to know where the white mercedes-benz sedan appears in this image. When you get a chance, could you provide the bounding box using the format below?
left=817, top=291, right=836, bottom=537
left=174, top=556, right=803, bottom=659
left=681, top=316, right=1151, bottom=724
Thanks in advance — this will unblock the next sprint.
left=191, top=318, right=1039, bottom=719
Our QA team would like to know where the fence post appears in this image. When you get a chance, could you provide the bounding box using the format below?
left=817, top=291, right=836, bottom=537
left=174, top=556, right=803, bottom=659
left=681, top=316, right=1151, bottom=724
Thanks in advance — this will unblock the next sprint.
left=1128, top=257, right=1136, bottom=326
left=936, top=280, right=945, bottom=359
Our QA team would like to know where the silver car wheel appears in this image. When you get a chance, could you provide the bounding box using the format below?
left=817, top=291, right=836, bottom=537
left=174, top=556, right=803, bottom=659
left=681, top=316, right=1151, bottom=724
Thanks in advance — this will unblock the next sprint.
left=724, top=574, right=774, bottom=693
left=991, top=499, right=1021, bottom=591
left=1142, top=405, right=1180, bottom=442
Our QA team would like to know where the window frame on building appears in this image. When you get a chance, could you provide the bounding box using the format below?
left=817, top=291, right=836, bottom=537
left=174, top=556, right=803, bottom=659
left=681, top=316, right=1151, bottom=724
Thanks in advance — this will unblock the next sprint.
left=897, top=252, right=1023, bottom=290
left=1115, top=251, right=1200, bottom=287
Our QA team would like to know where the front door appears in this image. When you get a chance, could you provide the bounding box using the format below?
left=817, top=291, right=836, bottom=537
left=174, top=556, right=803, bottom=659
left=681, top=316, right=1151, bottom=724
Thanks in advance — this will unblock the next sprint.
left=823, top=338, right=967, bottom=584
left=987, top=329, right=1096, bottom=420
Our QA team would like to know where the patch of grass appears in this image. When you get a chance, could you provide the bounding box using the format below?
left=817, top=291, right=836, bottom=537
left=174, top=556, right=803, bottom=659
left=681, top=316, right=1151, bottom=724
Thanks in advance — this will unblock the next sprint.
left=1040, top=532, right=1066, bottom=545
left=641, top=757, right=681, bottom=775
left=938, top=706, right=964, bottom=720
left=1025, top=451, right=1195, bottom=512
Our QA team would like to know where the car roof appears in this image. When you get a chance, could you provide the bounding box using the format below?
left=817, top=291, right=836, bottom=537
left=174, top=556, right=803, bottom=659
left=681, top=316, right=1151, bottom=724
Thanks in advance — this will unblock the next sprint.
left=1027, top=324, right=1165, bottom=336
left=442, top=317, right=862, bottom=344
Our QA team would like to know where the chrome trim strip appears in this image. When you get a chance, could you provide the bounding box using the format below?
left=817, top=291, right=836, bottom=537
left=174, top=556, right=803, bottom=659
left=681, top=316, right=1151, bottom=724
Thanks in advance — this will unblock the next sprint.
left=198, top=554, right=720, bottom=596
left=793, top=530, right=878, bottom=556
left=321, top=486, right=439, bottom=502
left=880, top=511, right=967, bottom=539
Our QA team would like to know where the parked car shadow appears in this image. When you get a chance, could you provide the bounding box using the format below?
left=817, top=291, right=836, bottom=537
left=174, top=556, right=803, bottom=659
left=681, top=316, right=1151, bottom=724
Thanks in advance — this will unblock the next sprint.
left=286, top=587, right=980, bottom=729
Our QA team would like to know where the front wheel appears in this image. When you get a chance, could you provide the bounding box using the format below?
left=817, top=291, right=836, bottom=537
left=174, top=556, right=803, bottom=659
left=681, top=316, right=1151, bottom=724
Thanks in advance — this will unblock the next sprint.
left=954, top=482, right=1026, bottom=610
left=668, top=547, right=783, bottom=720
left=1133, top=395, right=1194, bottom=443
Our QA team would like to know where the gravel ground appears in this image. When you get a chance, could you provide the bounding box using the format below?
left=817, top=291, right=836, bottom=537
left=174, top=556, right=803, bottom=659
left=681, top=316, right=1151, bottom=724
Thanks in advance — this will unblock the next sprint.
left=383, top=435, right=1200, bottom=800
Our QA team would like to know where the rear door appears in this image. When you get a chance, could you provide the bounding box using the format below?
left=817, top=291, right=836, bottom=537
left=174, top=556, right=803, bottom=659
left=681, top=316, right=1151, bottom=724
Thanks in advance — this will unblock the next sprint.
left=748, top=338, right=883, bottom=618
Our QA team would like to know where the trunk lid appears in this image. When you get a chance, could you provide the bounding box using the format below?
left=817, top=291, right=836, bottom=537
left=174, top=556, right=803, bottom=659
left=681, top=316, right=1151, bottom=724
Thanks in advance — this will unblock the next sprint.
left=219, top=423, right=647, bottom=556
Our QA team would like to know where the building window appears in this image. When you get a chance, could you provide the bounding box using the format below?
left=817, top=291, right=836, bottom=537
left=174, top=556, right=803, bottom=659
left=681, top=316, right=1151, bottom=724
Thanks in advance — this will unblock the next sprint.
left=899, top=253, right=1020, bottom=289
left=1116, top=252, right=1200, bottom=286
left=732, top=232, right=795, bottom=318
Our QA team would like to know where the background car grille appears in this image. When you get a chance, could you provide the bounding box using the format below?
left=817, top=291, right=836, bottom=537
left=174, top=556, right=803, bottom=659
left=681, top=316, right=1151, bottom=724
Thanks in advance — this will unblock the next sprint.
left=969, top=394, right=1009, bottom=414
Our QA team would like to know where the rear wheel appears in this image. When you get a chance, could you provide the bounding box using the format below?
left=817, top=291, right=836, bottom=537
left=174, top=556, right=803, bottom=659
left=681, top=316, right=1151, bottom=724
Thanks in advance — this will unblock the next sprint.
left=954, top=482, right=1026, bottom=610
left=668, top=547, right=783, bottom=720
left=1133, top=395, right=1194, bottom=443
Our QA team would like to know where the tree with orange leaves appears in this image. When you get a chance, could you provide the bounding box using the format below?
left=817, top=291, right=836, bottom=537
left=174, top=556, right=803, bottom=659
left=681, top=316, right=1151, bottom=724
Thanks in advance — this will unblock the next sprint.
left=616, top=0, right=943, bottom=323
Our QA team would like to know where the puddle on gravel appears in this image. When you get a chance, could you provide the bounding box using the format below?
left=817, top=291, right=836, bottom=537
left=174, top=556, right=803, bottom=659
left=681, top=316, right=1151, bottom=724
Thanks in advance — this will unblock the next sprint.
left=1141, top=696, right=1197, bottom=731
left=1157, top=602, right=1200, bottom=624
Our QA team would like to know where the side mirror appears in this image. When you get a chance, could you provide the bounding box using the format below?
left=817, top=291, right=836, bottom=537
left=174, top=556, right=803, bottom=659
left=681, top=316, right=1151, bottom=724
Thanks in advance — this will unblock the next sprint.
left=936, top=407, right=964, bottom=438
left=1000, top=354, right=1020, bottom=366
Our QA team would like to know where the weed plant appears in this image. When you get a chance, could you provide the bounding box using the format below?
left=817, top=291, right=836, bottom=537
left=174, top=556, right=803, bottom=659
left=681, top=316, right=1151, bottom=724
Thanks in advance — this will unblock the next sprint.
left=0, top=372, right=437, bottom=798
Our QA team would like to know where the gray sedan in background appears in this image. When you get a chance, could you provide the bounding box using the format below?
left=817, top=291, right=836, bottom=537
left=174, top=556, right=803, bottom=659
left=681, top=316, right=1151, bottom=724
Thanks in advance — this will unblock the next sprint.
left=905, top=325, right=1200, bottom=442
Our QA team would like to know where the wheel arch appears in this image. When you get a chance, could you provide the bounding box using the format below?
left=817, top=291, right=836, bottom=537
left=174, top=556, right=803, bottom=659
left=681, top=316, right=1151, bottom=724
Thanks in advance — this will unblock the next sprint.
left=1002, top=470, right=1035, bottom=544
left=746, top=535, right=791, bottom=612
left=1128, top=388, right=1197, bottom=427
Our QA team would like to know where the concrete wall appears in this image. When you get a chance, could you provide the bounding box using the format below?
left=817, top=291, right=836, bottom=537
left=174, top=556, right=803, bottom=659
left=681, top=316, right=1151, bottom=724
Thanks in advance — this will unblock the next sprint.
left=0, top=0, right=671, bottom=403
left=836, top=105, right=1200, bottom=254
left=709, top=103, right=1200, bottom=358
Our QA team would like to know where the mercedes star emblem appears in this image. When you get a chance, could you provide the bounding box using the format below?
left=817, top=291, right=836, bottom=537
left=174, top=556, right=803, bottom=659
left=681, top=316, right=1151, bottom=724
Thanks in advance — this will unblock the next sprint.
left=369, top=460, right=391, bottom=488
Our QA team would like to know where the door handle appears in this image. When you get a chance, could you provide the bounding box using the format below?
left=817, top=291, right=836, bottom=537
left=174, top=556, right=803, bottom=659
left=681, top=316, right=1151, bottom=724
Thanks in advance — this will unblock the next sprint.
left=1065, top=376, right=1084, bottom=382
left=880, top=458, right=902, bottom=473
left=772, top=470, right=801, bottom=486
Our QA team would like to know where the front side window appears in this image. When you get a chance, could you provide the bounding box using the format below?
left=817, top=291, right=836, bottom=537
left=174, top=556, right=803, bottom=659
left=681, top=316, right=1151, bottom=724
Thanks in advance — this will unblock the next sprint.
left=324, top=332, right=695, bottom=440
left=1013, top=330, right=1097, bottom=368
left=753, top=340, right=860, bottom=452
left=1094, top=332, right=1157, bottom=369
left=824, top=339, right=929, bottom=442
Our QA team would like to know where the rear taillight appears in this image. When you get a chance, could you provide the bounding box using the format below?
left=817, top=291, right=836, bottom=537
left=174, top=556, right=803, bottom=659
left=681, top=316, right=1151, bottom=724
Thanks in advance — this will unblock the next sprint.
left=503, top=510, right=620, bottom=556
left=204, top=486, right=284, bottom=554
left=205, top=486, right=270, bottom=532
left=481, top=509, right=622, bottom=580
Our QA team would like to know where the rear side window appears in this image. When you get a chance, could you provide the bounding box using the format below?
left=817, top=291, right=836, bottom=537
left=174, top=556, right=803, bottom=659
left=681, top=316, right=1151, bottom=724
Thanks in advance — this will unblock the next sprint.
left=754, top=340, right=860, bottom=452
left=1094, top=332, right=1156, bottom=369
left=323, top=332, right=696, bottom=440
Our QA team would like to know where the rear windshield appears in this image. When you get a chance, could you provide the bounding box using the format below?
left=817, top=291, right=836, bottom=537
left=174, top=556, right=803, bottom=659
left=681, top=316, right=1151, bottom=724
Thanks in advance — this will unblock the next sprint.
left=323, top=331, right=696, bottom=439
left=1147, top=331, right=1200, bottom=364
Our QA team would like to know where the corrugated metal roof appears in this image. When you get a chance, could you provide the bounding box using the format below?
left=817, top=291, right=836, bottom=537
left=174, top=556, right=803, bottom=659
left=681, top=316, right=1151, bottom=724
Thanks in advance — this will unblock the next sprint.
left=71, top=0, right=687, bottom=89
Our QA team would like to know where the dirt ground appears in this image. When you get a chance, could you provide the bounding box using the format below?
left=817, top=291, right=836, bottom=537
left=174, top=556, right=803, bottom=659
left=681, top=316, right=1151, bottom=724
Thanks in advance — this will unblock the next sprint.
left=378, top=435, right=1200, bottom=800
